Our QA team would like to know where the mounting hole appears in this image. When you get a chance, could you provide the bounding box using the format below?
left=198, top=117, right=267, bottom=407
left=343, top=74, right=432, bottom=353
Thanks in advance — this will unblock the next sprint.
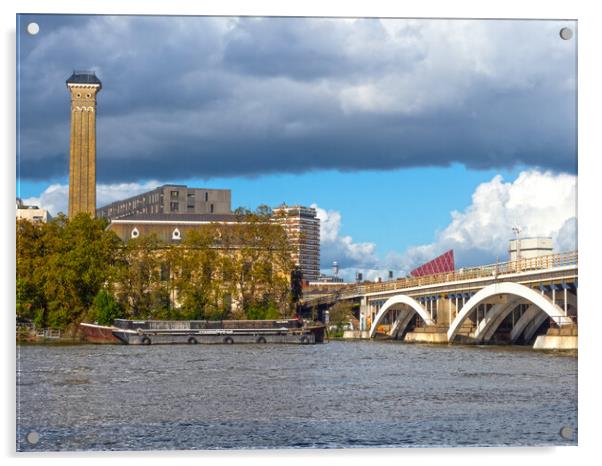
left=559, top=27, right=573, bottom=40
left=559, top=426, right=574, bottom=440
left=26, top=431, right=40, bottom=444
left=26, top=22, right=40, bottom=36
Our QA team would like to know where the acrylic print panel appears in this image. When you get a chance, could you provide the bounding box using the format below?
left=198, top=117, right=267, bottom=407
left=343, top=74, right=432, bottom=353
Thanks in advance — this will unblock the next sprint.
left=16, top=15, right=577, bottom=451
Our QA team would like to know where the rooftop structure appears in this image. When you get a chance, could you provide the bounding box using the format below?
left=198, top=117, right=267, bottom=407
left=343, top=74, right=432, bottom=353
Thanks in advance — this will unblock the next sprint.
left=509, top=237, right=553, bottom=261
left=66, top=70, right=103, bottom=88
left=107, top=212, right=239, bottom=243
left=410, top=250, right=455, bottom=277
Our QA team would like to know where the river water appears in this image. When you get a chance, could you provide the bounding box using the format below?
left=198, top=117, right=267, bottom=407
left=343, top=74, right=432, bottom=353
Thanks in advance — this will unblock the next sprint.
left=16, top=341, right=577, bottom=451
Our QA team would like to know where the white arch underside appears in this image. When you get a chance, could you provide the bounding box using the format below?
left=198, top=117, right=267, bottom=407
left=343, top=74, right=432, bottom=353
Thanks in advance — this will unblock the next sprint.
left=522, top=311, right=549, bottom=343
left=369, top=295, right=435, bottom=338
left=448, top=282, right=572, bottom=342
left=509, top=305, right=540, bottom=342
left=473, top=298, right=521, bottom=343
left=390, top=309, right=414, bottom=339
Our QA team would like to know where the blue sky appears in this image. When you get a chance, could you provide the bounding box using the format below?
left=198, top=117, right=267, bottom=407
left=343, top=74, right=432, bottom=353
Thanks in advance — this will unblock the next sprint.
left=17, top=162, right=526, bottom=255
left=16, top=15, right=577, bottom=279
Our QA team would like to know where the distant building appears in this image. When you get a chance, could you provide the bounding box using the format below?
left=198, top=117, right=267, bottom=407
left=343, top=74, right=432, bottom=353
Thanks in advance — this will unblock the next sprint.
left=97, top=185, right=232, bottom=220
left=509, top=237, right=553, bottom=261
left=66, top=71, right=102, bottom=218
left=16, top=198, right=50, bottom=223
left=410, top=250, right=455, bottom=277
left=272, top=204, right=320, bottom=282
left=314, top=274, right=345, bottom=284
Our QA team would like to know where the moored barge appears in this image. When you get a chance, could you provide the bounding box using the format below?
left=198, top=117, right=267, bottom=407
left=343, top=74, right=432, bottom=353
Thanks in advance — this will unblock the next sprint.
left=80, top=318, right=325, bottom=345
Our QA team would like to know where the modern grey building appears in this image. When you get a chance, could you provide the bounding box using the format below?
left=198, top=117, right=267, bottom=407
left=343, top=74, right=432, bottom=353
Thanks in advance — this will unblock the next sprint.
left=97, top=185, right=231, bottom=220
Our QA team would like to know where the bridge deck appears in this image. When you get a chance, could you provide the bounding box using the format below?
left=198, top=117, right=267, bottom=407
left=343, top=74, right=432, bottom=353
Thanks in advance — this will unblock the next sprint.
left=302, top=251, right=577, bottom=305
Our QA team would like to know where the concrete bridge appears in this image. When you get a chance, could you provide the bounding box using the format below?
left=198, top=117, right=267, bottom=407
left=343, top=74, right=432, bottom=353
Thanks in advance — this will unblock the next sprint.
left=303, top=251, right=577, bottom=349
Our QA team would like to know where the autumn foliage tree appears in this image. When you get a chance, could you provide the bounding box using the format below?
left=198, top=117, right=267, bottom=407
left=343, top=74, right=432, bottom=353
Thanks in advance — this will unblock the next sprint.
left=17, top=214, right=121, bottom=329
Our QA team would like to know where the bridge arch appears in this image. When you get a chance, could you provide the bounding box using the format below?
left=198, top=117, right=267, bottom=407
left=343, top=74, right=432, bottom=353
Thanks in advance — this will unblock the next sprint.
left=472, top=297, right=521, bottom=343
left=510, top=305, right=546, bottom=343
left=447, top=282, right=572, bottom=343
left=369, top=294, right=435, bottom=338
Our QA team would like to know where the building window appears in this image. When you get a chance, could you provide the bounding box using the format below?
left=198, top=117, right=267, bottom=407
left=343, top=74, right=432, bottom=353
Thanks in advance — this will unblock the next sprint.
left=170, top=202, right=179, bottom=212
left=160, top=263, right=170, bottom=282
left=205, top=192, right=209, bottom=202
left=210, top=203, right=214, bottom=213
left=170, top=191, right=179, bottom=199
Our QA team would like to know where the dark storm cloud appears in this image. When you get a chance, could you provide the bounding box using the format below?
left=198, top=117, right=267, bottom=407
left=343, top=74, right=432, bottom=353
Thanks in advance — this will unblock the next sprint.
left=17, top=16, right=577, bottom=182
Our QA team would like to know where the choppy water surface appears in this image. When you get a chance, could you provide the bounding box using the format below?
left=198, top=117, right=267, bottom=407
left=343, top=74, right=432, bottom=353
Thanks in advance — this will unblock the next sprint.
left=16, top=341, right=577, bottom=451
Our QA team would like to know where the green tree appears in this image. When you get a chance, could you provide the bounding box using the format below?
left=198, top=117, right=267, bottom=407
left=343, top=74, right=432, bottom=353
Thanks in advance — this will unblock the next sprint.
left=113, top=234, right=165, bottom=319
left=41, top=214, right=121, bottom=328
left=290, top=266, right=304, bottom=311
left=90, top=289, right=122, bottom=325
left=16, top=218, right=47, bottom=326
left=169, top=227, right=226, bottom=320
left=16, top=213, right=121, bottom=330
left=328, top=301, right=355, bottom=329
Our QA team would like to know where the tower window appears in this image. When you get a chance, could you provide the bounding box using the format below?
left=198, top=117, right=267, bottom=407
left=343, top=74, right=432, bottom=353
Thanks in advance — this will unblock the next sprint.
left=210, top=204, right=214, bottom=213
left=205, top=192, right=208, bottom=202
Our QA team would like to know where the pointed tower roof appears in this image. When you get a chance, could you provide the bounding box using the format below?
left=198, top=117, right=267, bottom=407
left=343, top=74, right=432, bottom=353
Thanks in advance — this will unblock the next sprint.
left=66, top=70, right=102, bottom=88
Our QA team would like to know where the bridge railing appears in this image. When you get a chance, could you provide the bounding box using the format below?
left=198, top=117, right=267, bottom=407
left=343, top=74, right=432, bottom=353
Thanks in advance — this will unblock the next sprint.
left=335, top=251, right=577, bottom=299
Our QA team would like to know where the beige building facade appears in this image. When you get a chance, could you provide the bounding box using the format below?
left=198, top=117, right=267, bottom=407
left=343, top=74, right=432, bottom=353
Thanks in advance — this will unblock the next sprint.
left=16, top=198, right=50, bottom=223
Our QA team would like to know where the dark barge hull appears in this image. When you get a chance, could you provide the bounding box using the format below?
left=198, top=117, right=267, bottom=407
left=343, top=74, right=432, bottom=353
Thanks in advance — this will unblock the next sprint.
left=82, top=319, right=325, bottom=345
left=112, top=330, right=316, bottom=345
left=79, top=323, right=121, bottom=343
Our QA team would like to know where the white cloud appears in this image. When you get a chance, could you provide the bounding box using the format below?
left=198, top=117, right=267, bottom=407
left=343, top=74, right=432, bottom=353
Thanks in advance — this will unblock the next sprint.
left=22, top=180, right=161, bottom=217
left=400, top=170, right=577, bottom=270
left=313, top=170, right=577, bottom=282
left=311, top=204, right=379, bottom=278
left=22, top=184, right=67, bottom=217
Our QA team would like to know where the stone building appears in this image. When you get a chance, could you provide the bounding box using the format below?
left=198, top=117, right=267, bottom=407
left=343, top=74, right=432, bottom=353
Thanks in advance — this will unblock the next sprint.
left=16, top=198, right=50, bottom=223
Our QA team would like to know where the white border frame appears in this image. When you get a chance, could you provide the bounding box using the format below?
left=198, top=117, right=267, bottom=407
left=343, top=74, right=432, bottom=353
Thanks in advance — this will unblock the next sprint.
left=3, top=1, right=600, bottom=465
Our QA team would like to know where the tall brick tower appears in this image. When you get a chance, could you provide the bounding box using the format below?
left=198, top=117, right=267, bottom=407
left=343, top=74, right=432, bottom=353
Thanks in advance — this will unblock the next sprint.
left=66, top=71, right=101, bottom=218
